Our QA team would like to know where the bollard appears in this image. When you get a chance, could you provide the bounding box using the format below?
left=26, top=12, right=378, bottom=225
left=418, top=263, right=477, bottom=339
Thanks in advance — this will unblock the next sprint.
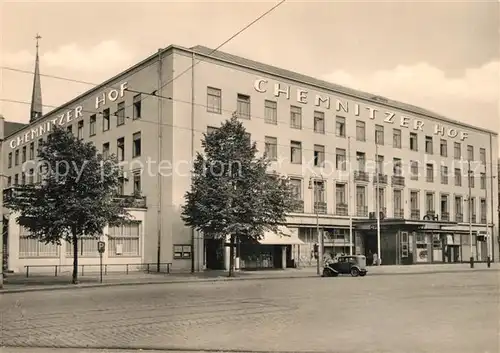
left=487, top=256, right=491, bottom=268
left=469, top=256, right=474, bottom=268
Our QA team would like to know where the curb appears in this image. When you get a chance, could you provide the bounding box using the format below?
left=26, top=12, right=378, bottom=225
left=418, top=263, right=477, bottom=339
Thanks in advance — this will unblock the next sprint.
left=1, top=267, right=497, bottom=294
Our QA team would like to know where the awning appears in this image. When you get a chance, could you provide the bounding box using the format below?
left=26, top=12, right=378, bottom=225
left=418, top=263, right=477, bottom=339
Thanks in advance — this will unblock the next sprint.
left=257, top=226, right=305, bottom=245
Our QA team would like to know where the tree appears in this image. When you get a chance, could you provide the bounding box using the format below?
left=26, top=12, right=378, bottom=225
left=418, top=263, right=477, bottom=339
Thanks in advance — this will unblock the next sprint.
left=181, top=115, right=300, bottom=276
left=5, top=126, right=131, bottom=284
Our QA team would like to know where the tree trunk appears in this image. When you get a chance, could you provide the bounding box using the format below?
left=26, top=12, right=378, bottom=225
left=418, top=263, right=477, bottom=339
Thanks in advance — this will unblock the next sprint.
left=228, top=234, right=235, bottom=277
left=72, top=231, right=79, bottom=284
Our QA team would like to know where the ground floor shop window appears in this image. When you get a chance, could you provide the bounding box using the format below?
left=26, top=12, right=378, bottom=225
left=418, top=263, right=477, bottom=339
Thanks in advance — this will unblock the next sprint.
left=66, top=237, right=100, bottom=257
left=19, top=227, right=59, bottom=258
left=108, top=221, right=141, bottom=257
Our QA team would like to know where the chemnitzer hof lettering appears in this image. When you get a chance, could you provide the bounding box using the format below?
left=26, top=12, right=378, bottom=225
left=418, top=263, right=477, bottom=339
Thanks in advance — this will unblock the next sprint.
left=253, top=78, right=469, bottom=141
left=8, top=82, right=128, bottom=149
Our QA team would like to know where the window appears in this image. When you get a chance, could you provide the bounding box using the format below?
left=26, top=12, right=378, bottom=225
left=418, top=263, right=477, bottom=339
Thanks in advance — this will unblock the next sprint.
left=19, top=227, right=59, bottom=258
left=375, top=125, right=384, bottom=145
left=356, top=152, right=366, bottom=172
left=440, top=139, right=447, bottom=157
left=8, top=152, right=12, bottom=168
left=410, top=191, right=419, bottom=213
left=440, top=194, right=449, bottom=215
left=289, top=178, right=302, bottom=200
left=441, top=166, right=448, bottom=184
left=467, top=145, right=474, bottom=161
left=356, top=120, right=366, bottom=141
left=207, top=126, right=218, bottom=135
left=356, top=185, right=367, bottom=216
left=479, top=148, right=486, bottom=165
left=393, top=158, right=402, bottom=176
left=133, top=94, right=142, bottom=119
left=469, top=197, right=476, bottom=222
left=89, top=115, right=96, bottom=136
left=425, top=192, right=435, bottom=213
left=173, top=244, right=192, bottom=260
left=77, top=120, right=84, bottom=139
left=22, top=146, right=26, bottom=163
left=410, top=161, right=419, bottom=180
left=264, top=100, right=277, bottom=124
left=455, top=168, right=462, bottom=186
left=21, top=172, right=26, bottom=185
left=336, top=183, right=346, bottom=204
left=108, top=221, right=141, bottom=257
left=454, top=142, right=461, bottom=160
left=103, top=108, right=110, bottom=131
left=117, top=167, right=125, bottom=195
left=480, top=198, right=487, bottom=223
left=314, top=111, right=325, bottom=134
left=14, top=174, right=18, bottom=185
left=426, top=163, right=434, bottom=182
left=117, top=102, right=125, bottom=126
left=7, top=176, right=11, bottom=187
left=410, top=133, right=418, bottom=151
left=117, top=137, right=125, bottom=162
left=425, top=136, right=433, bottom=154
left=236, top=94, right=251, bottom=119
left=15, top=150, right=19, bottom=166
left=67, top=125, right=73, bottom=134
left=314, top=145, right=325, bottom=167
left=66, top=237, right=99, bottom=258
left=290, top=141, right=302, bottom=164
left=207, top=87, right=222, bottom=114
left=336, top=116, right=346, bottom=137
left=133, top=171, right=141, bottom=194
left=480, top=173, right=486, bottom=189
left=336, top=148, right=346, bottom=170
left=393, top=129, right=402, bottom=148
left=28, top=169, right=34, bottom=184
left=455, top=196, right=463, bottom=220
left=468, top=172, right=475, bottom=188
left=376, top=155, right=384, bottom=174
left=264, top=136, right=277, bottom=160
left=290, top=106, right=302, bottom=129
left=132, top=132, right=141, bottom=158
left=103, top=143, right=110, bottom=159
left=29, top=142, right=34, bottom=160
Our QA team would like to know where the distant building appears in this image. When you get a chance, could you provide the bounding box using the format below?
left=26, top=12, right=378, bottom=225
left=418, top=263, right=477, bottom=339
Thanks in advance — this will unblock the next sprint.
left=1, top=43, right=499, bottom=274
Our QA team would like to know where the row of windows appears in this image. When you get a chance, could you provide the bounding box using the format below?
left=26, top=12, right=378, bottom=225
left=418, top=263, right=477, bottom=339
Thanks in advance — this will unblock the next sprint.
left=7, top=95, right=143, bottom=169
left=261, top=137, right=487, bottom=188
left=19, top=222, right=141, bottom=258
left=287, top=178, right=488, bottom=223
left=206, top=86, right=488, bottom=162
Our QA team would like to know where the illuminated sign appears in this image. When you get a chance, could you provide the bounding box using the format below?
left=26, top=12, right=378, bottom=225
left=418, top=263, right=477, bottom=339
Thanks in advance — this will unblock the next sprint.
left=8, top=82, right=128, bottom=149
left=253, top=78, right=469, bottom=141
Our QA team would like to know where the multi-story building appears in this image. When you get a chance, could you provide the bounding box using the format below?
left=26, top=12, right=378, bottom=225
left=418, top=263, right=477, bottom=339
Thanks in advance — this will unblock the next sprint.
left=1, top=44, right=499, bottom=273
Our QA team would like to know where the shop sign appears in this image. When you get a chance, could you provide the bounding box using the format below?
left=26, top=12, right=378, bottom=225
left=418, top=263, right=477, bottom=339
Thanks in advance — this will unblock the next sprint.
left=253, top=78, right=469, bottom=141
left=8, top=82, right=128, bottom=149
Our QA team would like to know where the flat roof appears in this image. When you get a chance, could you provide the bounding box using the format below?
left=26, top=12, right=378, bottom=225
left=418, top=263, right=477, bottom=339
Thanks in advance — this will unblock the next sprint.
left=5, top=43, right=498, bottom=138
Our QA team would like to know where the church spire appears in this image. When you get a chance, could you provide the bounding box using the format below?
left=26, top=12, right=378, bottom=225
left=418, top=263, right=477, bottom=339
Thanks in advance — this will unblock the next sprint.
left=30, top=33, right=43, bottom=123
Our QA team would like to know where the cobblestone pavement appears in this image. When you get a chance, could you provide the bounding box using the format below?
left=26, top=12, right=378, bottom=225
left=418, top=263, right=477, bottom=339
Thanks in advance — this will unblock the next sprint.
left=1, top=271, right=499, bottom=353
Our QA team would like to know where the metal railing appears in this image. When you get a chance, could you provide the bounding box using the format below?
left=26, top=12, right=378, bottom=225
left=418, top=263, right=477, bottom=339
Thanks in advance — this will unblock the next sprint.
left=314, top=202, right=327, bottom=214
left=354, top=171, right=369, bottom=182
left=392, top=176, right=405, bottom=187
left=23, top=262, right=172, bottom=278
left=336, top=203, right=348, bottom=216
left=356, top=205, right=368, bottom=217
left=410, top=209, right=420, bottom=220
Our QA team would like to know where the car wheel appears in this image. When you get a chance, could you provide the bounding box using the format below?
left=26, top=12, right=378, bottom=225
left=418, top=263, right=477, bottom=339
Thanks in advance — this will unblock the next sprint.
left=322, top=269, right=331, bottom=277
left=359, top=272, right=366, bottom=277
left=350, top=268, right=360, bottom=277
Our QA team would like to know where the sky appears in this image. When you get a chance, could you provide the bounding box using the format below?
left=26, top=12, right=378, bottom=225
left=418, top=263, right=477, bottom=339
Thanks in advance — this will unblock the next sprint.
left=1, top=0, right=499, bottom=150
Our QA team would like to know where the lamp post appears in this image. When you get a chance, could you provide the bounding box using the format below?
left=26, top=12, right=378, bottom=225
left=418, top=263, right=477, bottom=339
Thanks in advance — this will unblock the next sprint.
left=309, top=176, right=324, bottom=275
left=467, top=160, right=474, bottom=268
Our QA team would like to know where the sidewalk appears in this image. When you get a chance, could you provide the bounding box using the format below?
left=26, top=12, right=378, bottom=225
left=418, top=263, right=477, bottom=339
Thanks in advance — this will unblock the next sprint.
left=1, top=262, right=497, bottom=294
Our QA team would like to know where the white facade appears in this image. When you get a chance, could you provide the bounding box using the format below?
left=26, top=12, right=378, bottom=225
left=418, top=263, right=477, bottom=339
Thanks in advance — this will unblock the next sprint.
left=2, top=44, right=498, bottom=273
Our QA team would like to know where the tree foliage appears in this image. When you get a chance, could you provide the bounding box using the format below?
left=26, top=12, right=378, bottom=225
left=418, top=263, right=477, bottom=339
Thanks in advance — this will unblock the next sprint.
left=5, top=126, right=131, bottom=283
left=181, top=116, right=300, bottom=274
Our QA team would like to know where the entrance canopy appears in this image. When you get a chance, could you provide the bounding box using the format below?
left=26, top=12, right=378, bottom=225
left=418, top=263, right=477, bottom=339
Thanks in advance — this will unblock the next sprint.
left=257, top=226, right=304, bottom=245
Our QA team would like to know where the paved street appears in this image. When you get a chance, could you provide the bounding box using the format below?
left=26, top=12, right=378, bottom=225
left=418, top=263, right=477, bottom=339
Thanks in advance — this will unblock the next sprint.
left=1, top=270, right=499, bottom=353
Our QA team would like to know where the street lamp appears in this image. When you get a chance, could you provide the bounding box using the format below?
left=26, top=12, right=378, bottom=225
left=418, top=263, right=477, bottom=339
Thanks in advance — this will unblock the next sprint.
left=309, top=175, right=324, bottom=275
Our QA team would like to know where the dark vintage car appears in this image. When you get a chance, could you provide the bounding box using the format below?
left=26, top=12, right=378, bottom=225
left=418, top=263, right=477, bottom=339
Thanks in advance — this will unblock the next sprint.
left=322, top=255, right=367, bottom=277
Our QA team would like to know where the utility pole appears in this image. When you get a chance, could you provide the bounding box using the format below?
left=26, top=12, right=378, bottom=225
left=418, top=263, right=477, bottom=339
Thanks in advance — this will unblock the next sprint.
left=375, top=144, right=381, bottom=265
left=0, top=115, right=4, bottom=288
left=468, top=160, right=474, bottom=268
left=156, top=49, right=163, bottom=273
left=309, top=177, right=322, bottom=275
left=347, top=137, right=353, bottom=255
left=484, top=164, right=491, bottom=268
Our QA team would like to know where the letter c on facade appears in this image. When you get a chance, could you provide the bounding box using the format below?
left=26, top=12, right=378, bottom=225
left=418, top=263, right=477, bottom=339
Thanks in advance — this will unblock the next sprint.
left=9, top=140, right=17, bottom=149
left=254, top=79, right=268, bottom=93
